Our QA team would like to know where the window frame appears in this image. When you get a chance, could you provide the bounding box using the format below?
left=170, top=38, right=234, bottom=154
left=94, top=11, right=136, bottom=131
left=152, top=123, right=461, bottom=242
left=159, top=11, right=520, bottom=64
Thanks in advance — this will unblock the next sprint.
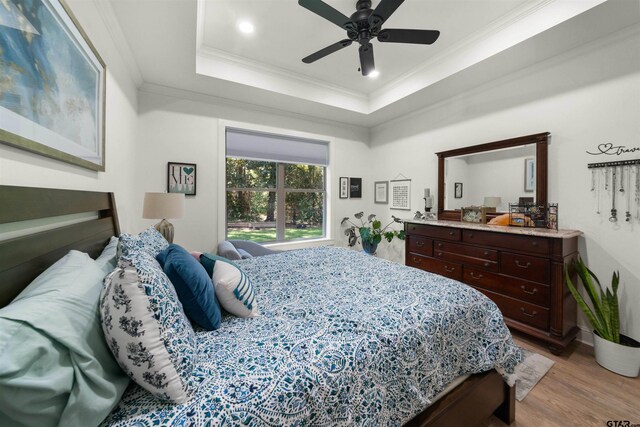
left=225, top=161, right=327, bottom=243
left=220, top=121, right=333, bottom=247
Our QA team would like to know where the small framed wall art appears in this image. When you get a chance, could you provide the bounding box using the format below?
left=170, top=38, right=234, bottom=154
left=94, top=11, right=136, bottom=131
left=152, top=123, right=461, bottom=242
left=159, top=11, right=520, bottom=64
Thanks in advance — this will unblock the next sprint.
left=390, top=179, right=411, bottom=210
left=349, top=177, right=362, bottom=198
left=524, top=158, right=535, bottom=192
left=168, top=162, right=197, bottom=196
left=454, top=182, right=463, bottom=199
left=339, top=177, right=349, bottom=199
left=374, top=181, right=389, bottom=204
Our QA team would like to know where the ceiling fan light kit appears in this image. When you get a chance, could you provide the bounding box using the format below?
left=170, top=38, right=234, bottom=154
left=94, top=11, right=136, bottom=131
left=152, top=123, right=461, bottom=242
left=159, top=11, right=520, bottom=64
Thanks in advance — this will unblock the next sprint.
left=299, top=0, right=440, bottom=76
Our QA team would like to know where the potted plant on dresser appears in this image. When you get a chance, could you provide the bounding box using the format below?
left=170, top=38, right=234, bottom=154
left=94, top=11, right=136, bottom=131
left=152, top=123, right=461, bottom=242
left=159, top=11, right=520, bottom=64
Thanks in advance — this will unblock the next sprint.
left=341, top=212, right=405, bottom=255
left=565, top=258, right=640, bottom=377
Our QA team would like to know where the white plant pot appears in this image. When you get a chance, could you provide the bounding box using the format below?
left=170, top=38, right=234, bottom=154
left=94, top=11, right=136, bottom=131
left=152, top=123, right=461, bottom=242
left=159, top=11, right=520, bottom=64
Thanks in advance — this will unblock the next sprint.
left=593, top=333, right=640, bottom=378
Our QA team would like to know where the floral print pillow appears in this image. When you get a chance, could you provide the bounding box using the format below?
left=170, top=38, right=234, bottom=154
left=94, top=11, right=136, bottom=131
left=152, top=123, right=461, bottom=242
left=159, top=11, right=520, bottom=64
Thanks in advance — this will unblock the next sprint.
left=118, top=227, right=169, bottom=259
left=100, top=251, right=198, bottom=403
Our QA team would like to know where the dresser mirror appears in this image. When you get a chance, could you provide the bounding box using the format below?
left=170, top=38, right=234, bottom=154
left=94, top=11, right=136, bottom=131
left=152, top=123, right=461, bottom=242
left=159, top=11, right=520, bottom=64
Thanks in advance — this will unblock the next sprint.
left=436, top=133, right=549, bottom=221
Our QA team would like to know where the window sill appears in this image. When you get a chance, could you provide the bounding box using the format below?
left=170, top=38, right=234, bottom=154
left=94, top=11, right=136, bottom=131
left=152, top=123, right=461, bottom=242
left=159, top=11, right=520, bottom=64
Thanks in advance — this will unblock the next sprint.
left=263, top=238, right=335, bottom=251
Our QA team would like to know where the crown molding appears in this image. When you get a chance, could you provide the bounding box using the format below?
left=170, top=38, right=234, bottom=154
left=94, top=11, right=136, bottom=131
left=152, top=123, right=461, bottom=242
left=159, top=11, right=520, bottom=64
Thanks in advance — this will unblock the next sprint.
left=94, top=0, right=143, bottom=86
left=138, top=82, right=371, bottom=141
left=368, top=0, right=606, bottom=111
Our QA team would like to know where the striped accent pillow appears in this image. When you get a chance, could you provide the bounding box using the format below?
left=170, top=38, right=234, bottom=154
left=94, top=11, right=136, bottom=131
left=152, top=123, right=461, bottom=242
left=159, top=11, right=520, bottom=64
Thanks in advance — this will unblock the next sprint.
left=200, top=254, right=258, bottom=318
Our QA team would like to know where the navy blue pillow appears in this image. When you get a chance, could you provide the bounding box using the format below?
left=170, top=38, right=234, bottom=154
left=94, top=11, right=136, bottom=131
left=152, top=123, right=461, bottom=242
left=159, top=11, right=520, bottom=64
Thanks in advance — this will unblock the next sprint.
left=156, top=244, right=221, bottom=330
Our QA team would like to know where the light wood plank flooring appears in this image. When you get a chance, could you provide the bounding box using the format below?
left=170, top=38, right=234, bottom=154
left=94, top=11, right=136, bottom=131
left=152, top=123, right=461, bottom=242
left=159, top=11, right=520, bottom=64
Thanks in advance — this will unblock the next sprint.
left=483, top=332, right=640, bottom=427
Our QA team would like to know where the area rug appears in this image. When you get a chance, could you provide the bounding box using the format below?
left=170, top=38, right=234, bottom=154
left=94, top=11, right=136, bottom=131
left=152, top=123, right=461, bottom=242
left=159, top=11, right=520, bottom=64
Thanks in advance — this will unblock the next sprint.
left=506, top=349, right=555, bottom=401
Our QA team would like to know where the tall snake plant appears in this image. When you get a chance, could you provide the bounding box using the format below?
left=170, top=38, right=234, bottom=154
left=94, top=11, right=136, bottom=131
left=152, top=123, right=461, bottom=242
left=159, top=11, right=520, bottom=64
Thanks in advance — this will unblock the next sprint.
left=565, top=257, right=620, bottom=344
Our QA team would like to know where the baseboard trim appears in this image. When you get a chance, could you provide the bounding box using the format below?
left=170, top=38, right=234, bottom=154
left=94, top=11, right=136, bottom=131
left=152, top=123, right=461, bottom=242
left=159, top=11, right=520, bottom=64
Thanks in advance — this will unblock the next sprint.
left=576, top=326, right=594, bottom=347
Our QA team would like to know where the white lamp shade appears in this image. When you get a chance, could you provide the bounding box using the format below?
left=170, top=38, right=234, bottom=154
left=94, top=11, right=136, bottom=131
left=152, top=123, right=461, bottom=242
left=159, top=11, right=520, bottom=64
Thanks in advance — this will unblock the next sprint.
left=143, top=193, right=185, bottom=219
left=483, top=196, right=502, bottom=208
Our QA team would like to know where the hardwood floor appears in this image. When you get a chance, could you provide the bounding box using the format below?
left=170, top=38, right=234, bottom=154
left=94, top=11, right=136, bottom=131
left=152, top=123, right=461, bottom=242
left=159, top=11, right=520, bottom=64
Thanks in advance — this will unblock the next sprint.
left=483, top=332, right=640, bottom=427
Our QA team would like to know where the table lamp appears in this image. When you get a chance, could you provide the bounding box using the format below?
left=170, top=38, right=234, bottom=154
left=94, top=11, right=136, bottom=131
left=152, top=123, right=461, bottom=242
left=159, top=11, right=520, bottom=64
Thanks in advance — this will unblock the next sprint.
left=142, top=192, right=185, bottom=243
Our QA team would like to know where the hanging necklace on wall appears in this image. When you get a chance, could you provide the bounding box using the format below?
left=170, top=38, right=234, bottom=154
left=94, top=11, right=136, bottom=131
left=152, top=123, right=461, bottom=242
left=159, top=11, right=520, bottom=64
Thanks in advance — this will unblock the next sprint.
left=636, top=164, right=640, bottom=220
left=596, top=168, right=601, bottom=214
left=625, top=166, right=631, bottom=222
left=619, top=166, right=625, bottom=193
left=610, top=167, right=617, bottom=222
left=591, top=169, right=596, bottom=191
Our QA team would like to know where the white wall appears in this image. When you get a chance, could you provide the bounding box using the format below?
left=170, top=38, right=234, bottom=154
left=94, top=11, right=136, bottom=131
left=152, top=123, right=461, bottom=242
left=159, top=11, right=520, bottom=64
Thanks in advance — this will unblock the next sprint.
left=0, top=1, right=139, bottom=231
left=369, top=26, right=640, bottom=341
left=134, top=86, right=371, bottom=253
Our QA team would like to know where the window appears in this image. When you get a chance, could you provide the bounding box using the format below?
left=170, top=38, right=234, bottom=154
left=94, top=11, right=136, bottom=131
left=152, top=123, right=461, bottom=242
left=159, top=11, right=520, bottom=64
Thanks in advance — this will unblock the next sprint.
left=225, top=128, right=328, bottom=243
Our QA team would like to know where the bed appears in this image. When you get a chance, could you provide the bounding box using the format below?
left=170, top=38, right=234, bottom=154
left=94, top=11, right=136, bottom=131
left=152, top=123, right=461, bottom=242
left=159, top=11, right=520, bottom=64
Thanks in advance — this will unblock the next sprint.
left=0, top=185, right=520, bottom=426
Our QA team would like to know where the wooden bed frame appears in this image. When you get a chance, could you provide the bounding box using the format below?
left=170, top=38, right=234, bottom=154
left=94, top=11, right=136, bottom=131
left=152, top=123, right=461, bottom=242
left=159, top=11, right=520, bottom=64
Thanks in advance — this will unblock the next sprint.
left=0, top=185, right=514, bottom=427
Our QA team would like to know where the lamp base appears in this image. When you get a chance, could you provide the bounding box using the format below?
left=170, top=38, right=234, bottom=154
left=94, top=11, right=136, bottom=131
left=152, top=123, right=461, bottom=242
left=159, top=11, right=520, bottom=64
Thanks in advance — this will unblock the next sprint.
left=154, top=219, right=174, bottom=243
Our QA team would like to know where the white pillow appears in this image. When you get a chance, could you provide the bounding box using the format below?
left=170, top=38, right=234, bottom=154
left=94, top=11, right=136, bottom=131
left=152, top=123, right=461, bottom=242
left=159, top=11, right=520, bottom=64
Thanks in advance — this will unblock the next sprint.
left=199, top=254, right=258, bottom=318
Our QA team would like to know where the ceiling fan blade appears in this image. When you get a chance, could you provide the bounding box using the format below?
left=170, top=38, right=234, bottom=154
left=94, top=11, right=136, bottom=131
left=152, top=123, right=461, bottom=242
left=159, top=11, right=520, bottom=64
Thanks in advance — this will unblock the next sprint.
left=377, top=28, right=440, bottom=45
left=359, top=43, right=375, bottom=76
left=298, top=0, right=355, bottom=31
left=302, top=39, right=353, bottom=64
left=369, top=0, right=404, bottom=30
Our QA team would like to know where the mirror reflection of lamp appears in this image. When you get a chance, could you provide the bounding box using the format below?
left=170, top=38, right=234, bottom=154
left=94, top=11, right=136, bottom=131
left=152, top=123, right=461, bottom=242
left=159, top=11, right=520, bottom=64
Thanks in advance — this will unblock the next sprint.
left=424, top=188, right=434, bottom=213
left=483, top=196, right=502, bottom=212
left=142, top=192, right=185, bottom=243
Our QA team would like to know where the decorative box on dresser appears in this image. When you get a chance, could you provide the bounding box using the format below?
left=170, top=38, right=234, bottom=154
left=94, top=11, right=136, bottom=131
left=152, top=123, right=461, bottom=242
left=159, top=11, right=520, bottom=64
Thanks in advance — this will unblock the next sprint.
left=405, top=220, right=583, bottom=354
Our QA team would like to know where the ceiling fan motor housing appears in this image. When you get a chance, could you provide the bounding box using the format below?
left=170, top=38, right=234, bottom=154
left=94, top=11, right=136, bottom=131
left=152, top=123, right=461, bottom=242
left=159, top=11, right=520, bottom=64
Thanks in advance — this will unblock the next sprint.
left=350, top=0, right=376, bottom=43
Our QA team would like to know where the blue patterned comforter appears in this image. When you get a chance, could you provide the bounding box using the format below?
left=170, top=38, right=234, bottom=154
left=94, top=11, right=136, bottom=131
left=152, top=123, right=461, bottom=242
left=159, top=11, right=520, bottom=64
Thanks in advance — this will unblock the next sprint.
left=102, top=246, right=522, bottom=426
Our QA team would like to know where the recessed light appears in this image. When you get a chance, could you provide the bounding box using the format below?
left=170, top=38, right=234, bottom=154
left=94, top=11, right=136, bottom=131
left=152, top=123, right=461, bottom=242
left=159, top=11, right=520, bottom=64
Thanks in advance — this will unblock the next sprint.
left=237, top=21, right=254, bottom=34
left=368, top=70, right=380, bottom=79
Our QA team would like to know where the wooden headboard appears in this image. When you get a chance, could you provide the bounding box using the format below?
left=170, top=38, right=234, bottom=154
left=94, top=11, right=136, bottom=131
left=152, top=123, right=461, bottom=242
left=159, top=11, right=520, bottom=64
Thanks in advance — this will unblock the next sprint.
left=0, top=185, right=120, bottom=308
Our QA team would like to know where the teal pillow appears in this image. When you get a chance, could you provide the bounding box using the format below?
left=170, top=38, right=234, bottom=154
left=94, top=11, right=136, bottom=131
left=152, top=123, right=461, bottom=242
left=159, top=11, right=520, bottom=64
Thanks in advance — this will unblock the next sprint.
left=95, top=236, right=119, bottom=274
left=0, top=250, right=129, bottom=427
left=157, top=244, right=222, bottom=330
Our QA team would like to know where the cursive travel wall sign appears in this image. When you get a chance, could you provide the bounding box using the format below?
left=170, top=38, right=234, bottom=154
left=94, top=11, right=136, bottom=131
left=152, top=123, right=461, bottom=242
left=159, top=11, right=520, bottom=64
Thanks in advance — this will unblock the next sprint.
left=587, top=143, right=640, bottom=156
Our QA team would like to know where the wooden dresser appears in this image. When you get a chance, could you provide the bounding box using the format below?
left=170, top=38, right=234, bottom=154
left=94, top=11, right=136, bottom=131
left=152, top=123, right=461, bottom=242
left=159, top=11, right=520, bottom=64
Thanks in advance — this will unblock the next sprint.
left=404, top=220, right=582, bottom=354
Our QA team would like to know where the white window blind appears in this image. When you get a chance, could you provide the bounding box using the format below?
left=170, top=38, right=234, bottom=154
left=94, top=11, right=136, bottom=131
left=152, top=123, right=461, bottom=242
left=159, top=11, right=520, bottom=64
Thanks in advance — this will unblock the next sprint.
left=226, top=128, right=329, bottom=166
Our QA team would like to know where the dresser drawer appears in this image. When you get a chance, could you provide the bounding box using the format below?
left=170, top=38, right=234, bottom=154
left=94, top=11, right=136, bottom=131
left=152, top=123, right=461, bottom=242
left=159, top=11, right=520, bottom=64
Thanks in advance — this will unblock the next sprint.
left=462, top=230, right=549, bottom=255
left=407, top=254, right=462, bottom=281
left=434, top=250, right=499, bottom=273
left=501, top=252, right=550, bottom=284
left=407, top=235, right=433, bottom=256
left=434, top=241, right=498, bottom=262
left=406, top=223, right=461, bottom=241
left=463, top=267, right=550, bottom=306
left=475, top=288, right=550, bottom=330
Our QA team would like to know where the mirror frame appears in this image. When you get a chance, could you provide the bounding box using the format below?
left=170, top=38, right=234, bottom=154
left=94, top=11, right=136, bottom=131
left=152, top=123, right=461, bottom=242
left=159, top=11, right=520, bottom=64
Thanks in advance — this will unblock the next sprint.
left=436, top=132, right=550, bottom=221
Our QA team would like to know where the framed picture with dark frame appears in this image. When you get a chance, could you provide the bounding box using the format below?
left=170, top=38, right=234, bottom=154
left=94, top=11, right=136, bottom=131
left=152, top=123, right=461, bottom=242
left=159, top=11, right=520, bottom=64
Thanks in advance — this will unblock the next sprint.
left=168, top=162, right=197, bottom=196
left=374, top=181, right=388, bottom=204
left=349, top=177, right=362, bottom=198
left=0, top=0, right=106, bottom=171
left=339, top=177, right=349, bottom=199
left=454, top=182, right=463, bottom=199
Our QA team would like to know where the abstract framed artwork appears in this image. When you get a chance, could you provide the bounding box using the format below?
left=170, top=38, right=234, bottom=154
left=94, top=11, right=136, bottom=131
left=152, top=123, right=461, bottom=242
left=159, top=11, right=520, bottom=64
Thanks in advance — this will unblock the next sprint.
left=374, top=181, right=388, bottom=204
left=168, top=162, right=197, bottom=196
left=339, top=177, right=349, bottom=199
left=0, top=0, right=106, bottom=171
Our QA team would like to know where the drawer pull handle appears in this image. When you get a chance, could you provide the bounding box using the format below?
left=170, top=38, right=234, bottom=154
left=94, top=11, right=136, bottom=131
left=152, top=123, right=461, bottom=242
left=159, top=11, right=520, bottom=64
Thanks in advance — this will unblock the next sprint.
left=412, top=257, right=422, bottom=264
left=436, top=252, right=443, bottom=257
left=483, top=262, right=490, bottom=267
left=437, top=242, right=443, bottom=248
left=520, top=285, right=538, bottom=295
left=444, top=266, right=455, bottom=273
left=449, top=231, right=455, bottom=236
left=520, top=307, right=537, bottom=317
left=515, top=260, right=532, bottom=269
left=416, top=241, right=425, bottom=247
left=483, top=251, right=489, bottom=256
left=470, top=272, right=483, bottom=280
left=468, top=233, right=474, bottom=238
left=531, top=241, right=539, bottom=247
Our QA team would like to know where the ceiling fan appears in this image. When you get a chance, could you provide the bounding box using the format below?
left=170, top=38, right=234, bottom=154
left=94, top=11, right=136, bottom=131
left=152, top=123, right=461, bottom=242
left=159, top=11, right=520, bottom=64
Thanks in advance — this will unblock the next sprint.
left=299, top=0, right=440, bottom=76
